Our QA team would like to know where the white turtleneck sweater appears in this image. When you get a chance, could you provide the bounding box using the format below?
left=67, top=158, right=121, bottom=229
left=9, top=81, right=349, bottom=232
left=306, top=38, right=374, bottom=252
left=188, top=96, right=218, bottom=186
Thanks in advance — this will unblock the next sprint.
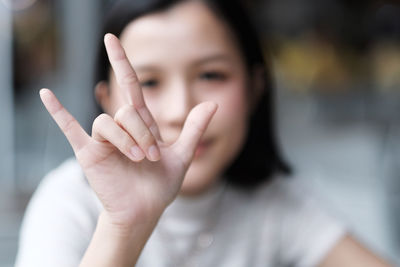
left=15, top=158, right=345, bottom=267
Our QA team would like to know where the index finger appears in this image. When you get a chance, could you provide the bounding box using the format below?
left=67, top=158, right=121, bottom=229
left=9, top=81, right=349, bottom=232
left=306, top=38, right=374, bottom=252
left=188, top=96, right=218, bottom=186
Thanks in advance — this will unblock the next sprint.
left=104, top=33, right=145, bottom=108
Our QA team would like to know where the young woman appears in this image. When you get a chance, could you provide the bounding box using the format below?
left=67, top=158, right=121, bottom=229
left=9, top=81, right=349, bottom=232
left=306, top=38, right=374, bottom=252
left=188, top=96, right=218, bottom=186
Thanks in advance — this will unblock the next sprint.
left=16, top=0, right=391, bottom=266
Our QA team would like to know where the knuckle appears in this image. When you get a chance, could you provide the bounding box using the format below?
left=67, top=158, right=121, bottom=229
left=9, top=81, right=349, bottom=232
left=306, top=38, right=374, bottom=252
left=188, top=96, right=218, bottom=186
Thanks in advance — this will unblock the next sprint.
left=114, top=105, right=135, bottom=122
left=113, top=105, right=154, bottom=147
left=137, top=130, right=154, bottom=146
left=121, top=134, right=134, bottom=149
left=61, top=117, right=75, bottom=134
left=120, top=72, right=138, bottom=86
left=114, top=109, right=123, bottom=122
left=92, top=113, right=108, bottom=130
left=114, top=107, right=126, bottom=122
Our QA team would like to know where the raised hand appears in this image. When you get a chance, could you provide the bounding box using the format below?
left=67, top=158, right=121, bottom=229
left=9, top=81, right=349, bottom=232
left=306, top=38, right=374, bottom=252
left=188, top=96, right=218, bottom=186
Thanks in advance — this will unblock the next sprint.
left=40, top=33, right=217, bottom=227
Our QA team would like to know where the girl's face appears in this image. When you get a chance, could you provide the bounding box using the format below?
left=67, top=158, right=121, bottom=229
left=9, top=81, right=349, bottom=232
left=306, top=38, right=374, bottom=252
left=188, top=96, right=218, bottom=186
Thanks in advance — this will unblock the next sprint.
left=100, top=1, right=252, bottom=196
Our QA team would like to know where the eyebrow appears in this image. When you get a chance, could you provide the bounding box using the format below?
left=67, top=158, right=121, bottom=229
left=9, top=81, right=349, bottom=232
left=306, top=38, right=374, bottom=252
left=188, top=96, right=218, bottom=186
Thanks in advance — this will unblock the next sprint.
left=191, top=54, right=233, bottom=66
left=134, top=66, right=160, bottom=73
left=134, top=54, right=232, bottom=73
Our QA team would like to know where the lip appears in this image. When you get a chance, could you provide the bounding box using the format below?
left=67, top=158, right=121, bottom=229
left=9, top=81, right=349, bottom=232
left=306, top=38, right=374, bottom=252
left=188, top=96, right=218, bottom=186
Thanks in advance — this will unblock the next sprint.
left=194, top=139, right=213, bottom=158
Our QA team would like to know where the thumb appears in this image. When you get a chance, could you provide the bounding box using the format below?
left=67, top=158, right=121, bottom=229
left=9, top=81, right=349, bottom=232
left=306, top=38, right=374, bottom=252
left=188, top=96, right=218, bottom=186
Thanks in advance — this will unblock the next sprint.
left=172, top=101, right=218, bottom=166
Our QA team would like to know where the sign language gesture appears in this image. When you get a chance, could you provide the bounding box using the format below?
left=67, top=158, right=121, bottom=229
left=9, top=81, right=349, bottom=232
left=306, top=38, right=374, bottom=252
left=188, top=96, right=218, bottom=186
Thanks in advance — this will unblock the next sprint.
left=40, top=34, right=217, bottom=230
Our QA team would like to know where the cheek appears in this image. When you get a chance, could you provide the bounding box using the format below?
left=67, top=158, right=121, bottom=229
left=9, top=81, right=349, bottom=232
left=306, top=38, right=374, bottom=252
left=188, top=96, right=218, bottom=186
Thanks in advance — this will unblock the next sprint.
left=212, top=84, right=248, bottom=132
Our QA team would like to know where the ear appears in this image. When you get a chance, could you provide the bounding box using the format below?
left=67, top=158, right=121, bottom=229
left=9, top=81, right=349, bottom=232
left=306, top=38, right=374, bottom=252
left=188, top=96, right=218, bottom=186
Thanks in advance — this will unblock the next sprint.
left=94, top=81, right=111, bottom=113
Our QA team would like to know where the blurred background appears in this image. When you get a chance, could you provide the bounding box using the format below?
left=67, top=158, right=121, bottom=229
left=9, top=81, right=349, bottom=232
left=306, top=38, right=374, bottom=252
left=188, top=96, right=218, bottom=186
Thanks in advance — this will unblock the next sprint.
left=1, top=0, right=400, bottom=265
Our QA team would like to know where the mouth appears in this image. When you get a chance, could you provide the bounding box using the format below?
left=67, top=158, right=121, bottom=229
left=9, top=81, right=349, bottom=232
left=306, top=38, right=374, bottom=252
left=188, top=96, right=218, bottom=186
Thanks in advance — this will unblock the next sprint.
left=194, top=138, right=213, bottom=158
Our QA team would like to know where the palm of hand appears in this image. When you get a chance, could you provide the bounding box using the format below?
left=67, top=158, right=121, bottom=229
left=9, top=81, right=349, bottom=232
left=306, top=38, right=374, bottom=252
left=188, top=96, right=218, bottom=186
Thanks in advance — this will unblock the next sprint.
left=79, top=140, right=186, bottom=225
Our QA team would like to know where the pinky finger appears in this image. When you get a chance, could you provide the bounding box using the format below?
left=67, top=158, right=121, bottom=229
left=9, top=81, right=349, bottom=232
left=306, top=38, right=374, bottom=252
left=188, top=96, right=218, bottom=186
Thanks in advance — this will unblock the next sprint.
left=92, top=113, right=146, bottom=162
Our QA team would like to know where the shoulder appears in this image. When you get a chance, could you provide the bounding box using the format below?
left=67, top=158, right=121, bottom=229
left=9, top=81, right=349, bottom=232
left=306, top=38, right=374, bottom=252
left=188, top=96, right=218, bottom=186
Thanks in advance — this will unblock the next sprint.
left=219, top=176, right=346, bottom=266
left=16, top=158, right=101, bottom=267
left=24, top=157, right=101, bottom=223
left=252, top=175, right=347, bottom=267
left=36, top=157, right=88, bottom=195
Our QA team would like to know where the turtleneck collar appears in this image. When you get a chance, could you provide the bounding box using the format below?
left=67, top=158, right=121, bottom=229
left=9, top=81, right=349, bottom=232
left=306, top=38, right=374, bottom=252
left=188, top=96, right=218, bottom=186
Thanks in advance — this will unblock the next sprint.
left=158, top=181, right=227, bottom=235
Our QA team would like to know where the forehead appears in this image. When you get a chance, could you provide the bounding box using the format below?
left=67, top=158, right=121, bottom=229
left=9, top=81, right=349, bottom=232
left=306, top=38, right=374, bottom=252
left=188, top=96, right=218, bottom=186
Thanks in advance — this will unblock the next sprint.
left=119, top=1, right=241, bottom=66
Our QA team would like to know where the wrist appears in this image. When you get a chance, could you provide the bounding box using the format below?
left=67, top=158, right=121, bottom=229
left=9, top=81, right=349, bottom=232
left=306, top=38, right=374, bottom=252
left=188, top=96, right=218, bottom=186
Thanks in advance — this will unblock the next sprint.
left=98, top=210, right=160, bottom=239
left=100, top=202, right=166, bottom=232
left=80, top=211, right=161, bottom=267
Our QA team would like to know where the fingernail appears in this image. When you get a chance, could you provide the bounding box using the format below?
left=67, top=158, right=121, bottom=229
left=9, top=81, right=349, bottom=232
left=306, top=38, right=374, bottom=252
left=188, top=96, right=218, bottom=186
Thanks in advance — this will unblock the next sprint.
left=148, top=145, right=160, bottom=161
left=130, top=145, right=145, bottom=161
left=104, top=33, right=113, bottom=42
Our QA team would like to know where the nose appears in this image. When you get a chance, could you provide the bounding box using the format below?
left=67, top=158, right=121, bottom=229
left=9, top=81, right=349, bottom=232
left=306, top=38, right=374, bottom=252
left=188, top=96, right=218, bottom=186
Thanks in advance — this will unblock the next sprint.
left=161, top=77, right=194, bottom=128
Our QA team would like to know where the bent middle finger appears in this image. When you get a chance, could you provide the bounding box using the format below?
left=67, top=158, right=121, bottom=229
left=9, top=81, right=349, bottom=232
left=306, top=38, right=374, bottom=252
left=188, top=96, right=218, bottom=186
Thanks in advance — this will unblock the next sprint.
left=114, top=105, right=160, bottom=162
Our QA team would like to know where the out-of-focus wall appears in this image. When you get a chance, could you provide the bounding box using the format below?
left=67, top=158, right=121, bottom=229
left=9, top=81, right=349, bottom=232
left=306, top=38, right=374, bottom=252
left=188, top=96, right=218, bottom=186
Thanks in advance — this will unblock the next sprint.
left=0, top=3, right=15, bottom=267
left=0, top=1, right=14, bottom=189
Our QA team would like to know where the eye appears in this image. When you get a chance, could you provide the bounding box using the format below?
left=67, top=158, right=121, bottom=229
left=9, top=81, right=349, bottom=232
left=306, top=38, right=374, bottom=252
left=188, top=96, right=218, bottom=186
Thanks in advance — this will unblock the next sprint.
left=199, top=71, right=226, bottom=81
left=140, top=79, right=159, bottom=88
